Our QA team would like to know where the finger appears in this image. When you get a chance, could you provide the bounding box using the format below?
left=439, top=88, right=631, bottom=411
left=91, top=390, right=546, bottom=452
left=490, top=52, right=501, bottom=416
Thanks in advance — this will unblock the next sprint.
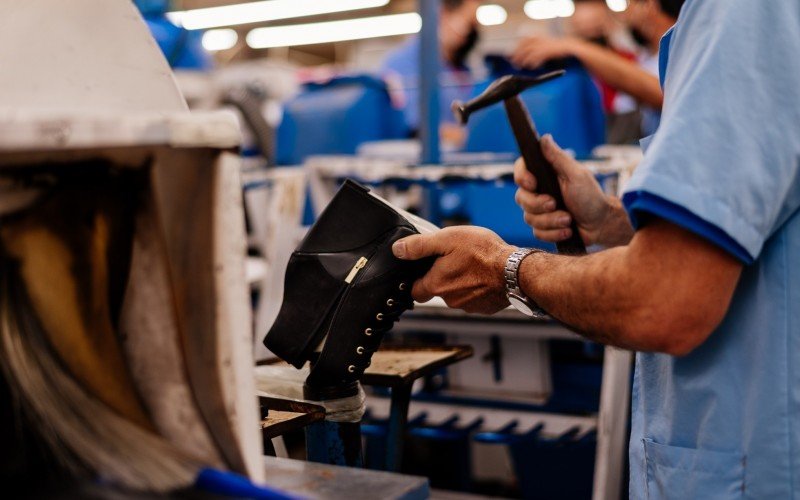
left=392, top=234, right=444, bottom=261
left=511, top=43, right=536, bottom=64
left=541, top=134, right=580, bottom=182
left=531, top=227, right=573, bottom=243
left=510, top=45, right=526, bottom=63
left=520, top=52, right=544, bottom=69
left=411, top=277, right=435, bottom=303
left=515, top=188, right=555, bottom=214
left=524, top=211, right=572, bottom=230
left=513, top=158, right=537, bottom=191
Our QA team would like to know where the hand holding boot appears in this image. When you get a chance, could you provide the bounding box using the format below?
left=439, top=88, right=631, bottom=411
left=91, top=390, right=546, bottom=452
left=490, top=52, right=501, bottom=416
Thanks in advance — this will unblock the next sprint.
left=392, top=226, right=516, bottom=315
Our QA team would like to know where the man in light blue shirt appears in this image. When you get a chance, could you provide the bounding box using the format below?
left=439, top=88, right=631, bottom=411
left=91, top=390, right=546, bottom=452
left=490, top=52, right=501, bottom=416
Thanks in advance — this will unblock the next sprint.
left=390, top=0, right=800, bottom=496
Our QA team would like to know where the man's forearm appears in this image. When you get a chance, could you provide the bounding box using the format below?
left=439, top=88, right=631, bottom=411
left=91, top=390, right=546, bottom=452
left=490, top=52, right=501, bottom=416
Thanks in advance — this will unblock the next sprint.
left=519, top=246, right=642, bottom=348
left=517, top=220, right=743, bottom=355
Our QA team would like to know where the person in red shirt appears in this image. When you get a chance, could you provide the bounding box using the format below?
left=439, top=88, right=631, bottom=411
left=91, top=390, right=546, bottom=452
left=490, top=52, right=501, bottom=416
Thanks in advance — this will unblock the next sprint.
left=513, top=0, right=680, bottom=141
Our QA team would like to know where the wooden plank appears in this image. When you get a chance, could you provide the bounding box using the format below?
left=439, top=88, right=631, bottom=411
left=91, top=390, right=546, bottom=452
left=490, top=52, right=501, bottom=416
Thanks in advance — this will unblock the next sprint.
left=258, top=394, right=324, bottom=439
left=361, top=346, right=473, bottom=388
left=258, top=346, right=473, bottom=388
left=261, top=411, right=323, bottom=440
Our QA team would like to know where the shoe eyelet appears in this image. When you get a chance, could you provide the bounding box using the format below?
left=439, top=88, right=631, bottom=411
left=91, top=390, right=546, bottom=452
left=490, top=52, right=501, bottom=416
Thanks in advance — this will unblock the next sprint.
left=376, top=313, right=384, bottom=321
left=399, top=283, right=406, bottom=291
left=356, top=346, right=365, bottom=355
left=347, top=365, right=356, bottom=373
left=386, top=299, right=394, bottom=307
left=364, top=328, right=373, bottom=336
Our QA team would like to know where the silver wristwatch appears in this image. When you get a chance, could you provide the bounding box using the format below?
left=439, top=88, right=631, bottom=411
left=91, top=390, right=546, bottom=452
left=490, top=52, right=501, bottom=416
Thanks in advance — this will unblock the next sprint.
left=504, top=248, right=547, bottom=319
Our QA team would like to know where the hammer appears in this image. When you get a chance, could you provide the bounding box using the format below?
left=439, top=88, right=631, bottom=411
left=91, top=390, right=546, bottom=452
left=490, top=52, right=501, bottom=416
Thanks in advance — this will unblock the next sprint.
left=452, top=71, right=586, bottom=255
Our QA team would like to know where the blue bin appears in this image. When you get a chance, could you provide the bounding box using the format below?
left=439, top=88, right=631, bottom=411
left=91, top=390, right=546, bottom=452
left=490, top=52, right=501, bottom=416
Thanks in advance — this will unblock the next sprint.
left=135, top=0, right=211, bottom=70
left=276, top=75, right=408, bottom=165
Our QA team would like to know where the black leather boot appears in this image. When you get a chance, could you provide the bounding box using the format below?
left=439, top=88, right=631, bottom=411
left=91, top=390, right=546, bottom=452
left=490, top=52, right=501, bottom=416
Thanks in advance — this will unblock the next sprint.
left=265, top=179, right=437, bottom=400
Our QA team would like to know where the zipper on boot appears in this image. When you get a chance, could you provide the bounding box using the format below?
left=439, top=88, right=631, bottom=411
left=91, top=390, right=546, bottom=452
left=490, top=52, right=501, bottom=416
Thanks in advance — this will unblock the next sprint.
left=344, top=256, right=369, bottom=284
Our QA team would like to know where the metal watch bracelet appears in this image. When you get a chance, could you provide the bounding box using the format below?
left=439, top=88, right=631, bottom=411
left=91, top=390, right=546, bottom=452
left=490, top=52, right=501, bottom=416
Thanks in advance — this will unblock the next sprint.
left=504, top=248, right=548, bottom=319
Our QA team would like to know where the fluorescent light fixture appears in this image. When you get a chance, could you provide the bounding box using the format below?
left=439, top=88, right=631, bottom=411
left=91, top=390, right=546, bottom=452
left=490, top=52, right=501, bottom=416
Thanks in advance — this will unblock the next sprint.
left=477, top=4, right=508, bottom=26
left=556, top=0, right=576, bottom=17
left=524, top=0, right=575, bottom=20
left=168, top=0, right=390, bottom=31
left=606, top=0, right=628, bottom=12
left=246, top=13, right=421, bottom=49
left=202, top=29, right=238, bottom=51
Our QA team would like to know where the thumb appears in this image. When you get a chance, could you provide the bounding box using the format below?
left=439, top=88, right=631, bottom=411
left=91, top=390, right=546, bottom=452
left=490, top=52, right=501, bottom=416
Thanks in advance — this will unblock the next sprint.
left=392, top=234, right=443, bottom=261
left=541, top=134, right=579, bottom=182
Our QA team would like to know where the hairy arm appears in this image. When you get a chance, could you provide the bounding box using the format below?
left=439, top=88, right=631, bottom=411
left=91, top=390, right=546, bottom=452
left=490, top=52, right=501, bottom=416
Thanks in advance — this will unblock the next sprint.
left=570, top=40, right=663, bottom=109
left=394, top=219, right=743, bottom=356
left=519, top=218, right=742, bottom=354
left=512, top=36, right=663, bottom=108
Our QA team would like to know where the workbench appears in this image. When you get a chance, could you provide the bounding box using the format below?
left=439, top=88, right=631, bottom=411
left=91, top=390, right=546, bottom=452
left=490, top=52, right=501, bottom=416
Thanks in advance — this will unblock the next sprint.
left=390, top=298, right=633, bottom=500
left=262, top=456, right=429, bottom=500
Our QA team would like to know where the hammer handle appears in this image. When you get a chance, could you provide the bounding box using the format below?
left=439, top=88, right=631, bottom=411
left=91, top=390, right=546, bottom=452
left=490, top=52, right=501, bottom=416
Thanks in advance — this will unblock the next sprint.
left=504, top=97, right=586, bottom=255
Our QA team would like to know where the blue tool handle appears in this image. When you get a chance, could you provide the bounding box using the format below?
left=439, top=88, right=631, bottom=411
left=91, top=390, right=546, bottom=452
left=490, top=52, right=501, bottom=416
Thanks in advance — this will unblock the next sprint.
left=196, top=468, right=301, bottom=500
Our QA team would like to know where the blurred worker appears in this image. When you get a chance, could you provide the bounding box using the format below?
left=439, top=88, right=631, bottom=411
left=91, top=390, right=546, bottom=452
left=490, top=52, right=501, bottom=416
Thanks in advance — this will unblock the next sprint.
left=393, top=0, right=800, bottom=497
left=622, top=0, right=683, bottom=134
left=556, top=0, right=642, bottom=141
left=381, top=0, right=480, bottom=145
left=512, top=0, right=680, bottom=138
left=560, top=0, right=644, bottom=143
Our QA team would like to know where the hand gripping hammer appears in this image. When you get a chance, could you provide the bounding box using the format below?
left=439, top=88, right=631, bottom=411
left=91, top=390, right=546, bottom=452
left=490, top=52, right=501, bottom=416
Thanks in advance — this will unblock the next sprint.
left=451, top=71, right=586, bottom=255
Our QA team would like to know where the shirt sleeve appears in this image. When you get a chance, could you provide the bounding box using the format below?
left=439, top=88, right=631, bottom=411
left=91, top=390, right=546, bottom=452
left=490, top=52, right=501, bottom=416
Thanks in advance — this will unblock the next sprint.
left=622, top=0, right=800, bottom=264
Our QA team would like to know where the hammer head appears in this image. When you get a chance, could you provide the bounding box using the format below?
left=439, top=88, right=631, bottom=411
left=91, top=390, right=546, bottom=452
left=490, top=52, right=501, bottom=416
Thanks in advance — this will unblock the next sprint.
left=451, top=70, right=565, bottom=125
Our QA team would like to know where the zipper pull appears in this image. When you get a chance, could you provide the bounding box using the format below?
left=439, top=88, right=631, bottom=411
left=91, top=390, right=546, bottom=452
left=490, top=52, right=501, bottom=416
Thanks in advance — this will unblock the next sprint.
left=345, top=256, right=369, bottom=284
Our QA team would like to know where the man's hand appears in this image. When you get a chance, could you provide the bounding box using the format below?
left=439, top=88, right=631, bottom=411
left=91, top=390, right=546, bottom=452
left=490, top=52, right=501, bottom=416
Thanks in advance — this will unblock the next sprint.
left=392, top=226, right=516, bottom=314
left=511, top=35, right=578, bottom=69
left=514, top=135, right=634, bottom=247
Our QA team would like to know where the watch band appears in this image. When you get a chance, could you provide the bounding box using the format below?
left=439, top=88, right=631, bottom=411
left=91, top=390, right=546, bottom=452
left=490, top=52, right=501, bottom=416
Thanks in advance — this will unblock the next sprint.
left=505, top=248, right=548, bottom=319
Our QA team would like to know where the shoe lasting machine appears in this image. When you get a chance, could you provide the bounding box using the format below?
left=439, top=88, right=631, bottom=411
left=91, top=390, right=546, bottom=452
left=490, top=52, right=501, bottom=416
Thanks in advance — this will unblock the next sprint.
left=0, top=1, right=436, bottom=498
left=0, top=0, right=264, bottom=493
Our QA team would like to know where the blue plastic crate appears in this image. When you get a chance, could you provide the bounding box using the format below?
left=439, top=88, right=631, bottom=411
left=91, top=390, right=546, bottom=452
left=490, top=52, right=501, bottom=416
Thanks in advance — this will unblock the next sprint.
left=276, top=75, right=408, bottom=165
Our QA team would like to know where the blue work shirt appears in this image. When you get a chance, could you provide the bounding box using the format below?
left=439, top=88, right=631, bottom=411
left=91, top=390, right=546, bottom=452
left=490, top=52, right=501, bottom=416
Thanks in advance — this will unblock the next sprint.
left=380, top=36, right=473, bottom=132
left=622, top=1, right=800, bottom=498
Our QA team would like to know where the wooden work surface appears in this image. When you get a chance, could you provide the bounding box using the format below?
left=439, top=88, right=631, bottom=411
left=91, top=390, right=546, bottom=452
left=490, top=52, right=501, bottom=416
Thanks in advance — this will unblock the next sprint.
left=259, top=394, right=325, bottom=439
left=258, top=345, right=473, bottom=389
left=361, top=345, right=473, bottom=388
left=262, top=456, right=428, bottom=499
left=261, top=410, right=320, bottom=440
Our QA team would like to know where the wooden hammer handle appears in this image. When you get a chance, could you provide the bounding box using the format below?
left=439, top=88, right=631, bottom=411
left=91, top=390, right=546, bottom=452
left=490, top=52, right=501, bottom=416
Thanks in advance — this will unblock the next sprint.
left=504, top=97, right=586, bottom=255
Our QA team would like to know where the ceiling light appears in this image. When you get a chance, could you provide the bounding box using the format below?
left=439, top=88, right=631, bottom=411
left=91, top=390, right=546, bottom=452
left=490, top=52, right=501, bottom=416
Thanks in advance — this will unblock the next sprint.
left=168, top=0, right=390, bottom=31
left=606, top=0, right=628, bottom=12
left=477, top=4, right=508, bottom=26
left=246, top=13, right=421, bottom=49
left=556, top=0, right=575, bottom=17
left=524, top=0, right=575, bottom=20
left=202, top=29, right=238, bottom=51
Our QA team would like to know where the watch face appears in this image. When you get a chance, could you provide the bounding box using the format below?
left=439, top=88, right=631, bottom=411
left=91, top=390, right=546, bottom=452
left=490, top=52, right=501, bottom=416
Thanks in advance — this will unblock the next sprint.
left=508, top=295, right=535, bottom=317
